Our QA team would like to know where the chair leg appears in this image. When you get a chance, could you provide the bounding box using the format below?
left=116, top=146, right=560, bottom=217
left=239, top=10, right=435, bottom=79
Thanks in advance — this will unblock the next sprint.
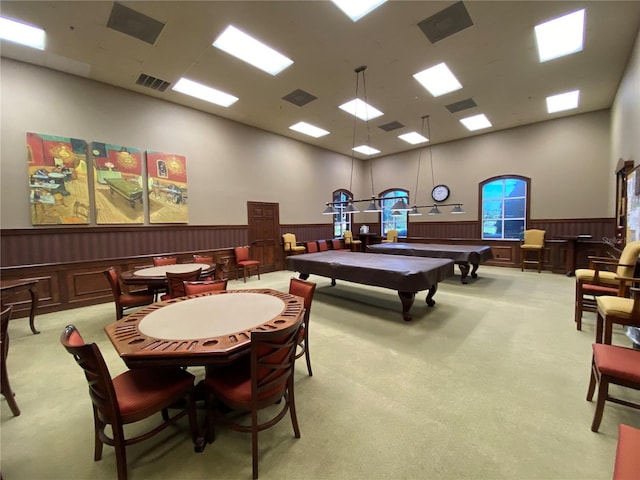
left=93, top=409, right=105, bottom=461
left=586, top=357, right=597, bottom=402
left=113, top=425, right=129, bottom=480
left=251, top=410, right=259, bottom=480
left=591, top=374, right=609, bottom=432
left=304, top=331, right=312, bottom=377
left=575, top=285, right=583, bottom=331
left=0, top=370, right=20, bottom=416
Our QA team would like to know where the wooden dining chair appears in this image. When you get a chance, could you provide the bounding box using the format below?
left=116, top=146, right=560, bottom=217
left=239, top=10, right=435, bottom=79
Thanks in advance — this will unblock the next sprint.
left=60, top=325, right=197, bottom=480
left=595, top=287, right=640, bottom=345
left=612, top=424, right=640, bottom=480
left=193, top=254, right=214, bottom=264
left=331, top=238, right=348, bottom=251
left=160, top=268, right=203, bottom=300
left=1, top=305, right=20, bottom=416
left=234, top=246, right=260, bottom=283
left=305, top=241, right=318, bottom=253
left=183, top=279, right=228, bottom=295
left=317, top=240, right=329, bottom=251
left=289, top=277, right=317, bottom=376
left=152, top=256, right=178, bottom=266
left=203, top=315, right=304, bottom=479
left=103, top=267, right=154, bottom=320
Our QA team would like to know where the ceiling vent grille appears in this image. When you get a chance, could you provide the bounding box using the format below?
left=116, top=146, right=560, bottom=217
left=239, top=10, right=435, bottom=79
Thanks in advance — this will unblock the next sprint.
left=282, top=89, right=318, bottom=107
left=378, top=121, right=405, bottom=132
left=418, top=1, right=474, bottom=44
left=135, top=73, right=171, bottom=92
left=445, top=98, right=477, bottom=113
left=107, top=2, right=165, bottom=45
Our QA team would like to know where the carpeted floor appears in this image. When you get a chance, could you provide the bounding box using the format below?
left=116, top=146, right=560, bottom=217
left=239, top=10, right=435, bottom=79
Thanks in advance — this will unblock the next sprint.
left=1, top=266, right=639, bottom=479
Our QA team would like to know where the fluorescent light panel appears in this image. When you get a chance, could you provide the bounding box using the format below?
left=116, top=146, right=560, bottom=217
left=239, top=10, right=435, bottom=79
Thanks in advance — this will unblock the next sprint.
left=339, top=98, right=383, bottom=120
left=213, top=25, right=293, bottom=76
left=289, top=122, right=330, bottom=138
left=0, top=17, right=45, bottom=50
left=398, top=132, right=428, bottom=145
left=535, top=9, right=585, bottom=62
left=353, top=145, right=380, bottom=155
left=413, top=63, right=462, bottom=97
left=331, top=0, right=387, bottom=22
left=460, top=114, right=492, bottom=131
left=172, top=78, right=238, bottom=107
left=546, top=90, right=580, bottom=113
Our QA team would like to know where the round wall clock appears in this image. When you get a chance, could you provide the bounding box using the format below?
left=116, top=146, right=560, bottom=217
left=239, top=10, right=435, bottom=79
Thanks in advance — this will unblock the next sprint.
left=431, top=184, right=450, bottom=202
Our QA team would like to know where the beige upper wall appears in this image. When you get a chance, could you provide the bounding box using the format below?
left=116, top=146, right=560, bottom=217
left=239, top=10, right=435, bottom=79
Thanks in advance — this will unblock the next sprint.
left=0, top=56, right=620, bottom=229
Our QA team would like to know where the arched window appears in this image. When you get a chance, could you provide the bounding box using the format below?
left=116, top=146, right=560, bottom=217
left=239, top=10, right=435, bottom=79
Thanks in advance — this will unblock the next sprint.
left=380, top=188, right=409, bottom=237
left=480, top=175, right=530, bottom=240
left=332, top=189, right=353, bottom=237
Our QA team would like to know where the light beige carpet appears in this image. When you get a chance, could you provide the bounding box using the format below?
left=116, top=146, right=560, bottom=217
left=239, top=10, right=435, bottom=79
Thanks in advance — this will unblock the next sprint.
left=2, top=266, right=639, bottom=479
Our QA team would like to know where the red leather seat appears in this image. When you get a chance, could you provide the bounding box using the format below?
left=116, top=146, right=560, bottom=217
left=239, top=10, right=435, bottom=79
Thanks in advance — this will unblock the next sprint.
left=234, top=246, right=260, bottom=283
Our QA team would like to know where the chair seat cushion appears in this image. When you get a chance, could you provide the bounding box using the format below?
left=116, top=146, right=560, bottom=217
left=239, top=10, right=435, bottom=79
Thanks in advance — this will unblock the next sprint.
left=520, top=244, right=543, bottom=250
left=120, top=292, right=154, bottom=307
left=582, top=284, right=619, bottom=295
left=113, top=367, right=194, bottom=421
left=205, top=361, right=283, bottom=406
left=597, top=296, right=635, bottom=319
left=614, top=424, right=640, bottom=480
left=592, top=344, right=640, bottom=382
left=575, top=269, right=618, bottom=285
left=238, top=260, right=259, bottom=267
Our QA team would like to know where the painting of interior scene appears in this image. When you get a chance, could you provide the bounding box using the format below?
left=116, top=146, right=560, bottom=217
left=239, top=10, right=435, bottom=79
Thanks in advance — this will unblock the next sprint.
left=147, top=151, right=188, bottom=224
left=27, top=132, right=90, bottom=225
left=92, top=142, right=144, bottom=224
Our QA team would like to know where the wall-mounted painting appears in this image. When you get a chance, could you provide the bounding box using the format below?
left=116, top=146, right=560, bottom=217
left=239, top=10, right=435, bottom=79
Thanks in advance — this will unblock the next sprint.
left=27, top=132, right=90, bottom=225
left=146, top=151, right=188, bottom=224
left=92, top=142, right=145, bottom=224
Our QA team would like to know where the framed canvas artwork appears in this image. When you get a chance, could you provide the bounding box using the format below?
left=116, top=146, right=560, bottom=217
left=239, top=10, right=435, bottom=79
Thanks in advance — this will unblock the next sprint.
left=146, top=151, right=188, bottom=224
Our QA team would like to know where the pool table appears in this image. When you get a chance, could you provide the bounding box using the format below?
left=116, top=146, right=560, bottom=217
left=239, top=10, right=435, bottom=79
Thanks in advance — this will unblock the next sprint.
left=286, top=251, right=454, bottom=321
left=105, top=178, right=143, bottom=208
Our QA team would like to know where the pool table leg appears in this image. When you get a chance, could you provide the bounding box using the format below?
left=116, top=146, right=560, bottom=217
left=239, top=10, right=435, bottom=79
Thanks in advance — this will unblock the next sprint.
left=299, top=273, right=310, bottom=280
left=458, top=262, right=470, bottom=284
left=398, top=291, right=416, bottom=321
left=425, top=284, right=438, bottom=307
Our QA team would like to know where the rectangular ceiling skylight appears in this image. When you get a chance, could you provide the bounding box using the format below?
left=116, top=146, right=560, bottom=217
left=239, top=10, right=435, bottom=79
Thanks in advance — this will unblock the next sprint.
left=398, top=132, right=429, bottom=145
left=535, top=9, right=585, bottom=62
left=546, top=90, right=580, bottom=113
left=331, top=0, right=387, bottom=22
left=339, top=98, right=383, bottom=121
left=353, top=145, right=380, bottom=155
left=0, top=17, right=45, bottom=50
left=172, top=78, right=238, bottom=107
left=460, top=113, right=492, bottom=131
left=289, top=122, right=330, bottom=138
left=213, top=25, right=293, bottom=76
left=413, top=63, right=462, bottom=97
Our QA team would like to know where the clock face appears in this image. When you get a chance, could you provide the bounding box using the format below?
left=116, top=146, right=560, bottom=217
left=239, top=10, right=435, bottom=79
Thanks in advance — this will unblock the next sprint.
left=432, top=184, right=450, bottom=202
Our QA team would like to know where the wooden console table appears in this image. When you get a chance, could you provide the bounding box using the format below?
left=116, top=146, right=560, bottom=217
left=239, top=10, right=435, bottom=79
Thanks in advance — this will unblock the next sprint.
left=0, top=279, right=39, bottom=334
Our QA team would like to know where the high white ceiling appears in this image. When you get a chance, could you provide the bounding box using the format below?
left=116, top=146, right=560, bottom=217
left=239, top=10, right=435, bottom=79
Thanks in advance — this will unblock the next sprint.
left=1, top=1, right=639, bottom=158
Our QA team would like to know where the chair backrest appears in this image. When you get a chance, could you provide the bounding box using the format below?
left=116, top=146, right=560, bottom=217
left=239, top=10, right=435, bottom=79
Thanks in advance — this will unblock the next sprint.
left=153, top=256, right=177, bottom=266
left=344, top=231, right=354, bottom=244
left=234, top=246, right=250, bottom=262
left=523, top=229, right=545, bottom=246
left=331, top=239, right=342, bottom=250
left=1, top=305, right=13, bottom=356
left=103, top=267, right=123, bottom=297
left=289, top=277, right=316, bottom=324
left=317, top=240, right=329, bottom=251
left=60, top=325, right=120, bottom=422
left=386, top=230, right=398, bottom=242
left=282, top=233, right=297, bottom=252
left=183, top=279, right=228, bottom=295
left=165, top=268, right=202, bottom=298
left=250, top=315, right=303, bottom=406
left=305, top=241, right=318, bottom=253
left=193, top=255, right=214, bottom=264
left=617, top=240, right=640, bottom=278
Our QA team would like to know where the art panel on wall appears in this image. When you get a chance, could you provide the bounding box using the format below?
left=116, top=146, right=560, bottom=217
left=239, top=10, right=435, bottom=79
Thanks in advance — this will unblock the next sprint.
left=27, top=132, right=90, bottom=225
left=146, top=151, right=189, bottom=224
left=92, top=142, right=144, bottom=224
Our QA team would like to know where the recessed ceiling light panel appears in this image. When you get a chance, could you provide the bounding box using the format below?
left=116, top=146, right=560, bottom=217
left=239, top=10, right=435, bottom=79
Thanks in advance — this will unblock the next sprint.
left=413, top=63, right=462, bottom=97
left=213, top=25, right=293, bottom=76
left=460, top=113, right=492, bottom=131
left=398, top=132, right=429, bottom=145
left=172, top=78, right=238, bottom=107
left=289, top=122, right=330, bottom=138
left=546, top=90, right=580, bottom=113
left=0, top=17, right=45, bottom=50
left=353, top=145, right=381, bottom=155
left=331, top=0, right=387, bottom=22
left=339, top=99, right=383, bottom=121
left=535, top=9, right=585, bottom=62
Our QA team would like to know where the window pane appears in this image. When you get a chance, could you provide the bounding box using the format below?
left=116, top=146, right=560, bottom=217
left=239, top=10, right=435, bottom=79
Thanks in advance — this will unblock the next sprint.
left=483, top=200, right=502, bottom=220
left=505, top=179, right=526, bottom=197
left=483, top=220, right=502, bottom=238
left=381, top=190, right=407, bottom=235
left=483, top=181, right=503, bottom=199
left=504, top=220, right=524, bottom=239
left=481, top=177, right=528, bottom=240
left=504, top=198, right=525, bottom=218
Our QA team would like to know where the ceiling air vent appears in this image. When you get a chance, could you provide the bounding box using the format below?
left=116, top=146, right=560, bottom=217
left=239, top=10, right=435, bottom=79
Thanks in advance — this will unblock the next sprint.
left=135, top=73, right=171, bottom=92
left=282, top=89, right=317, bottom=107
left=445, top=98, right=477, bottom=113
left=107, top=2, right=165, bottom=45
left=418, top=1, right=474, bottom=44
left=378, top=121, right=405, bottom=132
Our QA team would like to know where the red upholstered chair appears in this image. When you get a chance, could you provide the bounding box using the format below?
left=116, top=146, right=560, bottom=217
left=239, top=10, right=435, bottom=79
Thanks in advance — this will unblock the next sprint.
left=160, top=268, right=202, bottom=300
left=305, top=241, right=318, bottom=253
left=152, top=256, right=177, bottom=266
left=234, top=246, right=260, bottom=283
left=60, top=325, right=197, bottom=480
left=103, top=267, right=154, bottom=320
left=203, top=315, right=304, bottom=479
left=193, top=254, right=214, bottom=264
left=331, top=239, right=347, bottom=251
left=586, top=343, right=640, bottom=432
left=613, top=424, right=640, bottom=480
left=183, top=279, right=228, bottom=295
left=1, top=305, right=20, bottom=416
left=289, top=277, right=317, bottom=376
left=317, top=240, right=329, bottom=252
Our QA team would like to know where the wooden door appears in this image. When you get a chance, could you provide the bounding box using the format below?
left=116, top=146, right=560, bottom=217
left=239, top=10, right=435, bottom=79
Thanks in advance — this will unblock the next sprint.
left=247, top=202, right=280, bottom=273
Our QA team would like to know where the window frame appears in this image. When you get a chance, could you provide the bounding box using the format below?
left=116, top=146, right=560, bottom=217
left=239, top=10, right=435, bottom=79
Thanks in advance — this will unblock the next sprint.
left=479, top=175, right=530, bottom=240
left=332, top=189, right=353, bottom=237
left=379, top=188, right=409, bottom=238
